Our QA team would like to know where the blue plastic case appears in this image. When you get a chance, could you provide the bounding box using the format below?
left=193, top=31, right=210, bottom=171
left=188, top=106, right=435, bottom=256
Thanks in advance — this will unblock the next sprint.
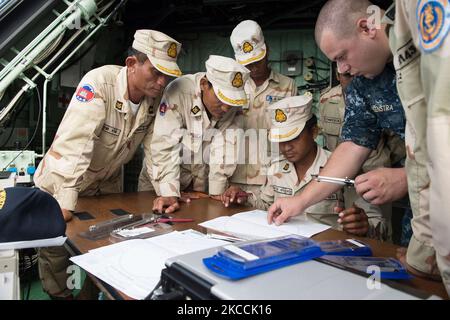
left=319, top=256, right=412, bottom=280
left=203, top=235, right=323, bottom=280
left=318, top=239, right=373, bottom=256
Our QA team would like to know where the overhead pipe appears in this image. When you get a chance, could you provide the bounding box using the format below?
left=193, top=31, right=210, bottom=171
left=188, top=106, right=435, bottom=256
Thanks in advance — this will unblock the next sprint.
left=0, top=1, right=117, bottom=126
left=0, top=0, right=97, bottom=94
left=39, top=0, right=127, bottom=157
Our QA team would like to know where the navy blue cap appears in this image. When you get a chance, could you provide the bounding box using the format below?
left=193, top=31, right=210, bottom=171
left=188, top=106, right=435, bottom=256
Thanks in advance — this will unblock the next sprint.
left=0, top=187, right=66, bottom=242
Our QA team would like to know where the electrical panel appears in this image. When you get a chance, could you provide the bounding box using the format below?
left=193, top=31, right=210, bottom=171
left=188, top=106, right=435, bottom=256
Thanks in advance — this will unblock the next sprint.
left=281, top=50, right=303, bottom=77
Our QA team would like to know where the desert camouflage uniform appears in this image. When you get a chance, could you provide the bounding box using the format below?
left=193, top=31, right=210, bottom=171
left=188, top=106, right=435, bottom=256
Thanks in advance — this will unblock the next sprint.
left=389, top=0, right=449, bottom=288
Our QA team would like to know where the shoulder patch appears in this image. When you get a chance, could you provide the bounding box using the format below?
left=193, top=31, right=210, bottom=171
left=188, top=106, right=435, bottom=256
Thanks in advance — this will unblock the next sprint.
left=283, top=163, right=290, bottom=171
left=75, top=84, right=95, bottom=103
left=417, top=0, right=450, bottom=53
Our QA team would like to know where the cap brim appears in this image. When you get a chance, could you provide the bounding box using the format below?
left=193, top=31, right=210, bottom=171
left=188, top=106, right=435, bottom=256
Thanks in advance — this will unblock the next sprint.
left=269, top=124, right=305, bottom=143
left=148, top=55, right=182, bottom=78
left=235, top=43, right=267, bottom=66
left=210, top=80, right=248, bottom=107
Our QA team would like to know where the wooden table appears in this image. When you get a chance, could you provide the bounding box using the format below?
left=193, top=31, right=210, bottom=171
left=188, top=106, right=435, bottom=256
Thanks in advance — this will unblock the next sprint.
left=65, top=192, right=448, bottom=300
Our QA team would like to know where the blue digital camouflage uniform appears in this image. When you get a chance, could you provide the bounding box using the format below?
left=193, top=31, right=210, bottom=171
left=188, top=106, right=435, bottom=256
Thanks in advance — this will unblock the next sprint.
left=340, top=64, right=411, bottom=247
left=341, top=64, right=406, bottom=150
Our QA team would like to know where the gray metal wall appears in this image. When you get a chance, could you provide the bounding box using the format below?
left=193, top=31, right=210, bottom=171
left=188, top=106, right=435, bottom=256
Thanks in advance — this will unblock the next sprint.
left=176, top=29, right=330, bottom=91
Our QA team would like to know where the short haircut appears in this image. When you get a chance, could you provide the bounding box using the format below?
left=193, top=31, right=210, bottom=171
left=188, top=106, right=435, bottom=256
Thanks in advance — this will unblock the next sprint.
left=315, top=0, right=373, bottom=43
left=127, top=47, right=148, bottom=64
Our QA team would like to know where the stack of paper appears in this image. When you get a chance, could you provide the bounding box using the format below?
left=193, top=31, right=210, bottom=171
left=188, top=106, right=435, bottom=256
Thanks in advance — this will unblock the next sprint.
left=70, top=230, right=227, bottom=300
left=199, top=209, right=330, bottom=240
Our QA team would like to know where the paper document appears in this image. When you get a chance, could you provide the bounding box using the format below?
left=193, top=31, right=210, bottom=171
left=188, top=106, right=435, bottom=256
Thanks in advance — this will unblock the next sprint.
left=0, top=236, right=67, bottom=250
left=199, top=210, right=330, bottom=240
left=70, top=230, right=227, bottom=300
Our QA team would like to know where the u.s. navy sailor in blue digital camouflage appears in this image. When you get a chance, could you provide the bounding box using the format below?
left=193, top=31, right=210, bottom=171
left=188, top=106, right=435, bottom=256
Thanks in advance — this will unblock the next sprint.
left=341, top=64, right=406, bottom=150
left=318, top=79, right=406, bottom=241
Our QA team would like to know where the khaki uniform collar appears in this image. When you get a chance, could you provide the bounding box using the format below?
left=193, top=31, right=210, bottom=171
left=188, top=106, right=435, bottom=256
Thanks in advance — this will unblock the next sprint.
left=290, top=146, right=329, bottom=191
left=247, top=69, right=279, bottom=90
left=114, top=66, right=154, bottom=117
left=382, top=3, right=395, bottom=26
left=269, top=69, right=281, bottom=84
left=191, top=73, right=205, bottom=118
left=193, top=72, right=220, bottom=128
left=114, top=67, right=131, bottom=115
left=382, top=3, right=395, bottom=37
